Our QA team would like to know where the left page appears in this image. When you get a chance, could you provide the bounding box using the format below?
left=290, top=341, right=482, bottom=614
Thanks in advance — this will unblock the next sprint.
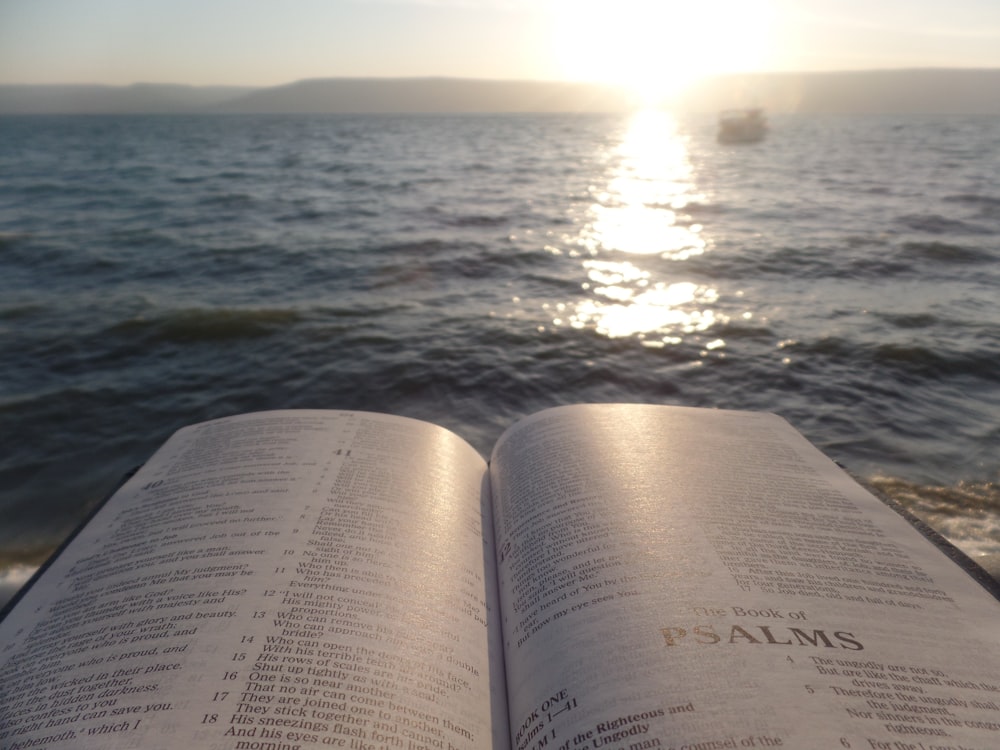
left=0, top=410, right=508, bottom=750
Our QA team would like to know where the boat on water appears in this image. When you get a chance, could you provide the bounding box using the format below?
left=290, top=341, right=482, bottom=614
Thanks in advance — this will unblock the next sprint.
left=717, top=108, right=767, bottom=143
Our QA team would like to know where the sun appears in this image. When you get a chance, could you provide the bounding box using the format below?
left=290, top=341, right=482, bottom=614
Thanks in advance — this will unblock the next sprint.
left=548, top=0, right=773, bottom=105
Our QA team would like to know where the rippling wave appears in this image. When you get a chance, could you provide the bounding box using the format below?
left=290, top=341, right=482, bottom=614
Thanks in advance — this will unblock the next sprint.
left=109, top=307, right=304, bottom=343
left=869, top=477, right=1000, bottom=559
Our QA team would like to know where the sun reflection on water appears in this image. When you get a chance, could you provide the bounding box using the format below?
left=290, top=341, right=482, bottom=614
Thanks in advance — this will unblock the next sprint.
left=558, top=111, right=726, bottom=348
left=579, top=111, right=707, bottom=260
left=570, top=262, right=720, bottom=342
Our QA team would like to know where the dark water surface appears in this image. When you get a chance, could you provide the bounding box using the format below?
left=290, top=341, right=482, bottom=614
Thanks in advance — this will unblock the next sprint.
left=2, top=111, right=999, bottom=596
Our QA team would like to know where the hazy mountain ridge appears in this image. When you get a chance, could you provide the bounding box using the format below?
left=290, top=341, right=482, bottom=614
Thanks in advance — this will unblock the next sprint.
left=0, top=83, right=255, bottom=114
left=213, top=78, right=634, bottom=114
left=677, top=69, right=1000, bottom=115
left=2, top=70, right=1000, bottom=115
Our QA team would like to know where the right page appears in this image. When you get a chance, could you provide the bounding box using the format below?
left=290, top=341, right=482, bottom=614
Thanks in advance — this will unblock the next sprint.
left=489, top=404, right=1000, bottom=750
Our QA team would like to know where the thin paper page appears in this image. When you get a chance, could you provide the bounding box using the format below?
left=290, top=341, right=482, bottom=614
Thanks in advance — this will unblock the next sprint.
left=489, top=404, right=1000, bottom=750
left=0, top=410, right=505, bottom=750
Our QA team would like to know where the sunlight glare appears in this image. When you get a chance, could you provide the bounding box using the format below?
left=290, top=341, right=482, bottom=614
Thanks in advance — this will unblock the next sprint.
left=555, top=111, right=727, bottom=347
left=570, top=262, right=721, bottom=339
left=578, top=111, right=706, bottom=260
left=549, top=0, right=773, bottom=104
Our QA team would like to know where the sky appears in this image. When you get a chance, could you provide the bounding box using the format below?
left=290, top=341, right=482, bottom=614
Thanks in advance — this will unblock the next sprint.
left=2, top=0, right=1000, bottom=99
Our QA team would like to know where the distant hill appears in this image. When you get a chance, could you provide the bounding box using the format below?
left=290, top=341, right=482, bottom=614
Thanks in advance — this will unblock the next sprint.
left=677, top=69, right=1000, bottom=115
left=0, top=78, right=635, bottom=115
left=214, top=78, right=634, bottom=114
left=0, top=83, right=253, bottom=115
left=2, top=70, right=1000, bottom=115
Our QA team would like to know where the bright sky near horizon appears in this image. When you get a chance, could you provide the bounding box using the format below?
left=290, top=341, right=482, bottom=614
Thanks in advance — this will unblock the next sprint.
left=2, top=0, right=1000, bottom=99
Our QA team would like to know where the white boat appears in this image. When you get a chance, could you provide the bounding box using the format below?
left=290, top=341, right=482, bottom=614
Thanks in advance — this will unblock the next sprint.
left=717, top=108, right=767, bottom=143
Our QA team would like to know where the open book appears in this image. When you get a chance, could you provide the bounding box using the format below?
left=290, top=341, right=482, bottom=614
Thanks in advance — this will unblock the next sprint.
left=2, top=404, right=999, bottom=750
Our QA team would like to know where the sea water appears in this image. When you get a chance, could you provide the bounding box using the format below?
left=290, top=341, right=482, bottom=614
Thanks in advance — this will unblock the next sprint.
left=2, top=111, right=999, bottom=603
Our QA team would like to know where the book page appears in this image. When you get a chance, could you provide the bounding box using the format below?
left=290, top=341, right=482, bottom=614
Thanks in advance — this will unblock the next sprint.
left=489, top=404, right=1000, bottom=750
left=0, top=410, right=508, bottom=750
